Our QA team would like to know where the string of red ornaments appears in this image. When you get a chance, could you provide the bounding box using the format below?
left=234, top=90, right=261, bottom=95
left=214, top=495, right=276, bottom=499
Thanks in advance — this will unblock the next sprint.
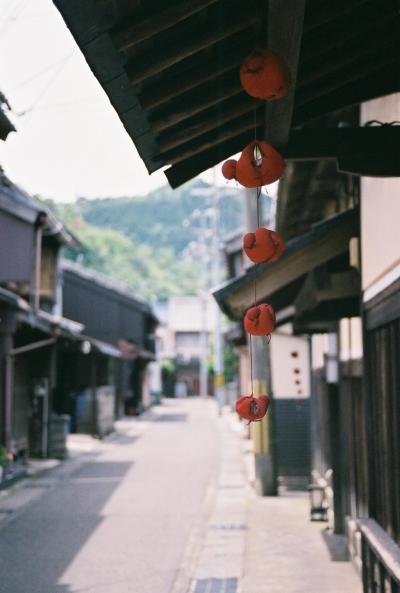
left=221, top=47, right=289, bottom=423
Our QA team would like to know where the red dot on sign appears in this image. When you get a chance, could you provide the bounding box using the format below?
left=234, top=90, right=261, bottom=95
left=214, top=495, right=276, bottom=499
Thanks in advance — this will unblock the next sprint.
left=293, top=368, right=300, bottom=374
left=291, top=351, right=299, bottom=358
left=297, top=389, right=303, bottom=395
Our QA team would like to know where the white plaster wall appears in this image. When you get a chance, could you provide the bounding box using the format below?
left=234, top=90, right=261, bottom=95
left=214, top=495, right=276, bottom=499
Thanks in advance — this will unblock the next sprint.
left=339, top=318, right=363, bottom=361
left=270, top=333, right=310, bottom=398
left=361, top=93, right=400, bottom=291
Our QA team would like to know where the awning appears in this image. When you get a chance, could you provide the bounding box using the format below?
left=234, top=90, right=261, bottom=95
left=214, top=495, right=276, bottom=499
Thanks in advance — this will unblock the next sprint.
left=53, top=1, right=400, bottom=188
left=117, top=338, right=155, bottom=361
left=0, top=286, right=29, bottom=311
left=86, top=337, right=122, bottom=359
left=213, top=208, right=359, bottom=323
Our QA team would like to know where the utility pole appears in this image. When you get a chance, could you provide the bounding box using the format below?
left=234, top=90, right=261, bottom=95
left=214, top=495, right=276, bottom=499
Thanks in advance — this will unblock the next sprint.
left=199, top=215, right=209, bottom=399
left=192, top=173, right=225, bottom=408
left=211, top=171, right=224, bottom=412
left=244, top=187, right=277, bottom=495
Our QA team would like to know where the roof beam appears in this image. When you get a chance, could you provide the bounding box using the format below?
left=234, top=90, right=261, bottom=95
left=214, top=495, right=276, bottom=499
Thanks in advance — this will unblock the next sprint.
left=298, top=24, right=400, bottom=88
left=264, top=0, right=305, bottom=147
left=301, top=12, right=393, bottom=61
left=296, top=44, right=400, bottom=108
left=157, top=95, right=257, bottom=151
left=125, top=12, right=258, bottom=84
left=112, top=0, right=220, bottom=50
left=283, top=127, right=400, bottom=176
left=165, top=130, right=251, bottom=188
left=150, top=73, right=244, bottom=131
left=139, top=38, right=253, bottom=110
left=303, top=0, right=370, bottom=33
left=293, top=63, right=400, bottom=125
left=158, top=110, right=263, bottom=164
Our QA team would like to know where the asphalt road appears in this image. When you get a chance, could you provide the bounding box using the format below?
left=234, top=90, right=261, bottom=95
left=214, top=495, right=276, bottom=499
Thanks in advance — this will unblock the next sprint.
left=0, top=399, right=219, bottom=593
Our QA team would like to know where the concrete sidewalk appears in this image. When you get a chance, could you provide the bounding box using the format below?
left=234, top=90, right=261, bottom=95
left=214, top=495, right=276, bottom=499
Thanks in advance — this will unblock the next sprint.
left=185, top=409, right=362, bottom=593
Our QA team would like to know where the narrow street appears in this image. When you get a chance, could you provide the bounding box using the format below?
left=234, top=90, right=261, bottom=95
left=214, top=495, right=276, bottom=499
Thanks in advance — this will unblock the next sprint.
left=0, top=398, right=361, bottom=593
left=0, top=400, right=219, bottom=593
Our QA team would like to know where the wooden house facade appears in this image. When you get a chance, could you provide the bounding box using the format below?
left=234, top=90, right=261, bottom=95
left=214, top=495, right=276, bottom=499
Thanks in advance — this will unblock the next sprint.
left=53, top=0, right=400, bottom=589
left=60, top=262, right=157, bottom=422
left=0, top=170, right=157, bottom=468
left=0, top=169, right=78, bottom=462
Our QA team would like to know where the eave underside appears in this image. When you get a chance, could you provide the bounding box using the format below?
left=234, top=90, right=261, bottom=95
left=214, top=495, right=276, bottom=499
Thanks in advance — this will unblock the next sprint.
left=54, top=0, right=400, bottom=188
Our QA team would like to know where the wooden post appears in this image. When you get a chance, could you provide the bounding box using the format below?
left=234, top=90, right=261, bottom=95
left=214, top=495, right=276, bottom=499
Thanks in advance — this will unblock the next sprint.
left=0, top=308, right=16, bottom=449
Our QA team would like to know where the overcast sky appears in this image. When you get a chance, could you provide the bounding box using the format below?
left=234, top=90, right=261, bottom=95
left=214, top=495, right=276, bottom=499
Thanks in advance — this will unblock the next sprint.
left=0, top=0, right=175, bottom=201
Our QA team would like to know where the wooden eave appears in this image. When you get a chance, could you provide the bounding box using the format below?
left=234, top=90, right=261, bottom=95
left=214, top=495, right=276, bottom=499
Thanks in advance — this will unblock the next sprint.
left=53, top=0, right=400, bottom=188
left=213, top=208, right=358, bottom=320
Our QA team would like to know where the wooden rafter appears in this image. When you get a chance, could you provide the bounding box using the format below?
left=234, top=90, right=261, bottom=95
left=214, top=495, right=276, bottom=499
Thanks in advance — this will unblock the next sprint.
left=112, top=0, right=220, bottom=50
left=298, top=23, right=400, bottom=88
left=165, top=130, right=252, bottom=188
left=150, top=72, right=244, bottom=132
left=296, top=44, right=400, bottom=108
left=157, top=95, right=257, bottom=152
left=139, top=38, right=253, bottom=110
left=303, top=0, right=370, bottom=33
left=158, top=110, right=263, bottom=164
left=125, top=12, right=258, bottom=84
left=301, top=12, right=393, bottom=61
left=293, top=63, right=400, bottom=125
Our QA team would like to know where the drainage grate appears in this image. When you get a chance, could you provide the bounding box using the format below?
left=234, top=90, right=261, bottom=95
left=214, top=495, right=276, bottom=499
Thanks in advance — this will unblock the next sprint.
left=209, top=524, right=246, bottom=531
left=193, top=578, right=238, bottom=593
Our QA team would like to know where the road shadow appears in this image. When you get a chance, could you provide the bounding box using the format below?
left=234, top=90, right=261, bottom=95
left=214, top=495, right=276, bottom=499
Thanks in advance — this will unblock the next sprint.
left=0, top=460, right=132, bottom=593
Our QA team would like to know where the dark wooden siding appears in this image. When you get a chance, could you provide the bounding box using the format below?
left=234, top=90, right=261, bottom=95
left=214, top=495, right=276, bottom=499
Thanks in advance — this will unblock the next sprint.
left=0, top=211, right=35, bottom=284
left=62, top=270, right=146, bottom=346
left=274, top=399, right=311, bottom=479
left=339, top=371, right=368, bottom=520
left=365, top=317, right=400, bottom=544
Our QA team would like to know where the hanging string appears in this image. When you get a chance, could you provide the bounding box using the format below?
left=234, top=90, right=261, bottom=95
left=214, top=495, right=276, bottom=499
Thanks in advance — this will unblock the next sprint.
left=249, top=333, right=254, bottom=396
left=254, top=102, right=257, bottom=142
left=256, top=185, right=261, bottom=228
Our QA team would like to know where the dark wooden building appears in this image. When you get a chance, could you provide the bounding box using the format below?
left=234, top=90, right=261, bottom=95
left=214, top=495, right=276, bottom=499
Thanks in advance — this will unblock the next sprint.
left=53, top=0, right=400, bottom=589
left=61, top=261, right=157, bottom=422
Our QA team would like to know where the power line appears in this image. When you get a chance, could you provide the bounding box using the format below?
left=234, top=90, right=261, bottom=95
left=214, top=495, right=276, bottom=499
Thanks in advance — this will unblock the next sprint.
left=0, top=0, right=28, bottom=36
left=15, top=53, right=74, bottom=118
left=16, top=96, right=103, bottom=116
left=9, top=52, right=75, bottom=92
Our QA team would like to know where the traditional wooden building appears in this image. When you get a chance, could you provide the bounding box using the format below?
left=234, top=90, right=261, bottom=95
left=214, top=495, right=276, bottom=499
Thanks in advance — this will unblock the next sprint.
left=60, top=261, right=157, bottom=421
left=0, top=169, right=78, bottom=461
left=53, top=1, right=400, bottom=589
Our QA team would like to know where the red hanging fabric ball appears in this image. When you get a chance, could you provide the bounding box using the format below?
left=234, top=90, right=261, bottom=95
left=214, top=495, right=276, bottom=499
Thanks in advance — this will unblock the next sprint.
left=240, top=48, right=291, bottom=100
left=221, top=159, right=237, bottom=180
left=243, top=228, right=285, bottom=264
left=244, top=304, right=276, bottom=336
left=236, top=394, right=270, bottom=422
left=236, top=140, right=285, bottom=188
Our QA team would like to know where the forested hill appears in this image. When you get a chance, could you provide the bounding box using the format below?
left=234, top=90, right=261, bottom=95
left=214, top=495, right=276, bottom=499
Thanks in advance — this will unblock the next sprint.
left=76, top=180, right=243, bottom=256
left=41, top=180, right=244, bottom=302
